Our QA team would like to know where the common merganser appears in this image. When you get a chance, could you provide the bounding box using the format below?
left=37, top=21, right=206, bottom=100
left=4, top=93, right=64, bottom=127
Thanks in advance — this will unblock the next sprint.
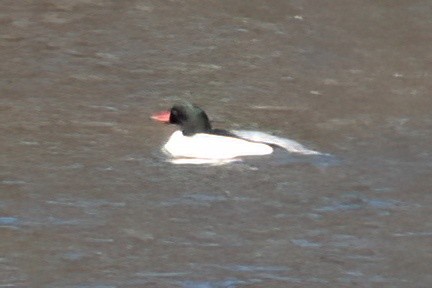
left=151, top=102, right=321, bottom=163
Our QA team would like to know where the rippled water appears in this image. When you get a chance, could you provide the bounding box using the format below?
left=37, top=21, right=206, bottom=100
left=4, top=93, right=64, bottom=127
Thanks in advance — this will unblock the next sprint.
left=1, top=1, right=432, bottom=287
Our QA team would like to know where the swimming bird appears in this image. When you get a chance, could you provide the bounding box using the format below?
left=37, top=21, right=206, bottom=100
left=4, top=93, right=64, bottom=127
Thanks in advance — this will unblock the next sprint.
left=151, top=102, right=320, bottom=163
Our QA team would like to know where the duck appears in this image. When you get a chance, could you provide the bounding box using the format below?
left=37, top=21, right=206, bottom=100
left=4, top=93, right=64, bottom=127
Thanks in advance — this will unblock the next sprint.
left=151, top=102, right=321, bottom=163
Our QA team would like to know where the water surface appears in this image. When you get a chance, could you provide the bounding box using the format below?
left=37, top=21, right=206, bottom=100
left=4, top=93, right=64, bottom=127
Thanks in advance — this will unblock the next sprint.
left=1, top=1, right=431, bottom=287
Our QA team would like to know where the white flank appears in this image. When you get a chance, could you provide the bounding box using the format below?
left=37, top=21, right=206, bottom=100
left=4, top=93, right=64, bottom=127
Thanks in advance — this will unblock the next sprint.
left=168, top=158, right=240, bottom=165
left=231, top=130, right=322, bottom=155
left=163, top=131, right=273, bottom=160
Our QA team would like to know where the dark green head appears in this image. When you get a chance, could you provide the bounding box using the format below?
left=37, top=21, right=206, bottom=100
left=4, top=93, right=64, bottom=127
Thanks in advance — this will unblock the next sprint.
left=152, top=102, right=212, bottom=136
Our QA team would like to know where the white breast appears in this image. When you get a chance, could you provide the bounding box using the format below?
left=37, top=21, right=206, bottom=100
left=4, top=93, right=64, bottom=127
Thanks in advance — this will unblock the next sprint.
left=163, top=131, right=273, bottom=159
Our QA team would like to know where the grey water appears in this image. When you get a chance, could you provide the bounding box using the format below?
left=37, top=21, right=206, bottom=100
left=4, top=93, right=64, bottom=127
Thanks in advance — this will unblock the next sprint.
left=1, top=1, right=431, bottom=287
